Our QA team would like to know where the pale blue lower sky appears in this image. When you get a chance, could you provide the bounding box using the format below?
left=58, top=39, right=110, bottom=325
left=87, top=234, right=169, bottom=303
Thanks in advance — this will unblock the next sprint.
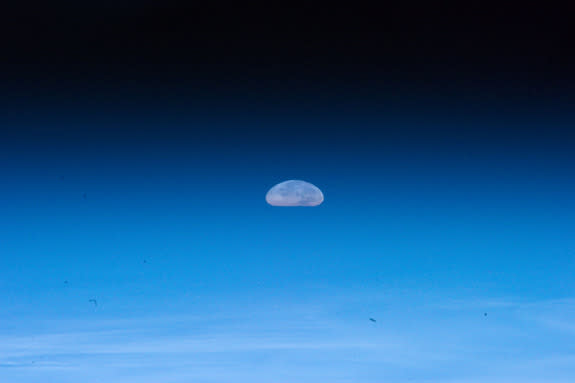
left=1, top=118, right=574, bottom=382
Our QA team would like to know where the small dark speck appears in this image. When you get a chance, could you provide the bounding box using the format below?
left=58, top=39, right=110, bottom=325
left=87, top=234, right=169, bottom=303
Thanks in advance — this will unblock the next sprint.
left=82, top=193, right=87, bottom=200
left=64, top=280, right=68, bottom=284
left=484, top=313, right=488, bottom=317
left=369, top=318, right=376, bottom=323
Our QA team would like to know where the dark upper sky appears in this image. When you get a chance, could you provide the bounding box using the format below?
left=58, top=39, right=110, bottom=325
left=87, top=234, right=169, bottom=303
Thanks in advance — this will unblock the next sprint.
left=0, top=4, right=573, bottom=152
left=2, top=4, right=573, bottom=103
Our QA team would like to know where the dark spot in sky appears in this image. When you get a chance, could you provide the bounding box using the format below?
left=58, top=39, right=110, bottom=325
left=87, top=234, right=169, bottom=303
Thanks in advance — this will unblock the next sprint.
left=89, top=299, right=98, bottom=307
left=369, top=318, right=376, bottom=322
left=82, top=193, right=87, bottom=200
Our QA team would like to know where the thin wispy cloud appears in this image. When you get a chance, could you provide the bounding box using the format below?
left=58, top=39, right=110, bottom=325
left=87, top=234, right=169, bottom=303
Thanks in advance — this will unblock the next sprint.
left=1, top=290, right=575, bottom=382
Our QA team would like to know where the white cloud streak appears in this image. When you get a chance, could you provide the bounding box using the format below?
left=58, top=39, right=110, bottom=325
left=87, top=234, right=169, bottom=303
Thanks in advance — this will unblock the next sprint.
left=1, top=291, right=574, bottom=383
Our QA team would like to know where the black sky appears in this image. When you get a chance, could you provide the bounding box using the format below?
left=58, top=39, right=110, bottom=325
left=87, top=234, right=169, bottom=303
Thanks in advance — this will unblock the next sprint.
left=0, top=4, right=573, bottom=151
left=2, top=5, right=573, bottom=101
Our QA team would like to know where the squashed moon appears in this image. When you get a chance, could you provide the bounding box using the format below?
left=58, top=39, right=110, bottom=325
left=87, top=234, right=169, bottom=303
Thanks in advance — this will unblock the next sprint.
left=266, top=180, right=324, bottom=207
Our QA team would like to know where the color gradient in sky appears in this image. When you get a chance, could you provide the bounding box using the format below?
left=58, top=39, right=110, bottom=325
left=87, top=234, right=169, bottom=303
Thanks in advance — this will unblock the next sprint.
left=1, top=5, right=574, bottom=382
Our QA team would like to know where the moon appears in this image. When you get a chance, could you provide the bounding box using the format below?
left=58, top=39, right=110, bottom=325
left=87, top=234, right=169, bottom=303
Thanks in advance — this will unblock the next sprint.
left=265, top=180, right=324, bottom=207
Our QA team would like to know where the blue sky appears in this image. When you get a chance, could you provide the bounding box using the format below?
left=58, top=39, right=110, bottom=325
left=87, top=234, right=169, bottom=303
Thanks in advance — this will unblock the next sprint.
left=1, top=114, right=574, bottom=382
left=1, top=5, right=573, bottom=381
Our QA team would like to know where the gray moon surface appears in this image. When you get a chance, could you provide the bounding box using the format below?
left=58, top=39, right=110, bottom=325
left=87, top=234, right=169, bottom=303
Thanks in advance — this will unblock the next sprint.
left=265, top=180, right=324, bottom=207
